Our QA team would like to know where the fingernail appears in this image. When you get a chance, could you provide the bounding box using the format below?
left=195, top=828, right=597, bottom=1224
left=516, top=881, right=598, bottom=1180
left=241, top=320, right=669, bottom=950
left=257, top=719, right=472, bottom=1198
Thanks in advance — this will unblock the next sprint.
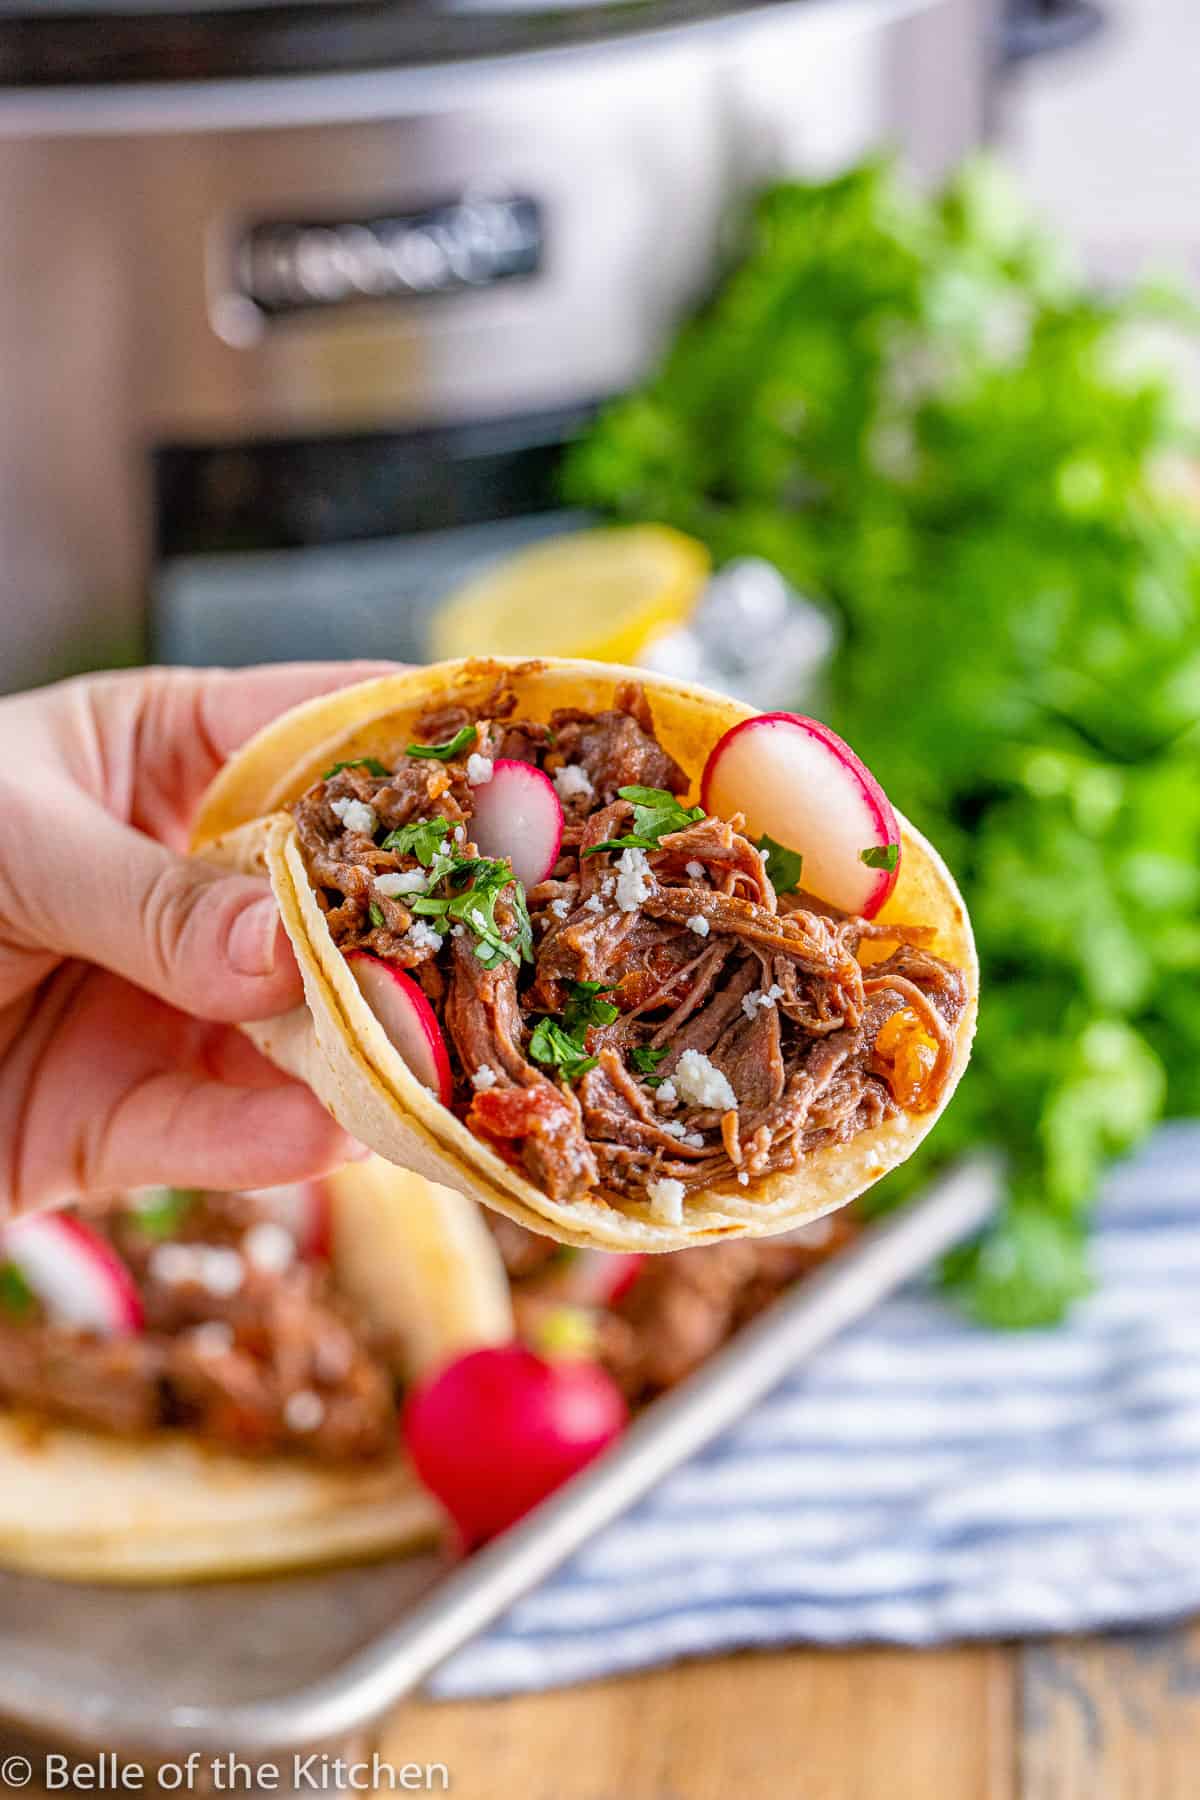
left=229, top=894, right=283, bottom=978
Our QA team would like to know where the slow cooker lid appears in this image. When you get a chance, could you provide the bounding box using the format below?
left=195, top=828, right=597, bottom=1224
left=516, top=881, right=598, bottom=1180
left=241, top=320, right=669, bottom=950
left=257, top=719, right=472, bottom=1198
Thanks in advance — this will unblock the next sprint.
left=0, top=0, right=837, bottom=86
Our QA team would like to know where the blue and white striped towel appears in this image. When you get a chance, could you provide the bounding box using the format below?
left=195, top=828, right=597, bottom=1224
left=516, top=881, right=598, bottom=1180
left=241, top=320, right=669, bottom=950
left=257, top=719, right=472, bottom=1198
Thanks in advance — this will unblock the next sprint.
left=434, top=1123, right=1200, bottom=1698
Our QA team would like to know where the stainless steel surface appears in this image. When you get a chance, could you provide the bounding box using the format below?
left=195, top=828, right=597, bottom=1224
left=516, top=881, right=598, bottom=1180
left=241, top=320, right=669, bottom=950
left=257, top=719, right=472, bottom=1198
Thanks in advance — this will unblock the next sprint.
left=0, top=1158, right=998, bottom=1763
left=0, top=0, right=986, bottom=696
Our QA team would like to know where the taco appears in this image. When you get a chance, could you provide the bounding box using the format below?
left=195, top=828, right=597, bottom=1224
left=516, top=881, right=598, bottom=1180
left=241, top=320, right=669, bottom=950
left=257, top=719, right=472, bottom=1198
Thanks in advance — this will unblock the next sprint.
left=193, top=659, right=977, bottom=1251
left=0, top=1158, right=511, bottom=1583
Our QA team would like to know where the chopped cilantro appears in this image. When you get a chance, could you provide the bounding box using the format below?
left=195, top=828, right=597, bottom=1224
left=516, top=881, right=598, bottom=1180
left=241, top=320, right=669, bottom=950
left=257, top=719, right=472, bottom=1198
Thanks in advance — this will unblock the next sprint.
left=630, top=1044, right=669, bottom=1078
left=0, top=1262, right=34, bottom=1319
left=412, top=855, right=532, bottom=970
left=861, top=843, right=900, bottom=872
left=563, top=979, right=620, bottom=1035
left=585, top=784, right=705, bottom=857
left=758, top=833, right=804, bottom=894
left=406, top=724, right=477, bottom=761
left=368, top=900, right=386, bottom=929
left=381, top=817, right=452, bottom=866
left=529, top=1018, right=599, bottom=1084
left=321, top=756, right=389, bottom=781
left=131, top=1187, right=198, bottom=1238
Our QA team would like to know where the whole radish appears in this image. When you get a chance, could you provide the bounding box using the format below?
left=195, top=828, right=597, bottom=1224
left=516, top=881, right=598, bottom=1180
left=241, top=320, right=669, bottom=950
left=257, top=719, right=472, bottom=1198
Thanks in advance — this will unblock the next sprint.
left=403, top=1340, right=627, bottom=1548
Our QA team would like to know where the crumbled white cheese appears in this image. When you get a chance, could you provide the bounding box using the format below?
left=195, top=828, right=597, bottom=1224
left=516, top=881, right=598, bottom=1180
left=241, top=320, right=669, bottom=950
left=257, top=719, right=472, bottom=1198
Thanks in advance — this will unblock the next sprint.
left=466, top=753, right=494, bottom=787
left=471, top=1064, right=499, bottom=1091
left=243, top=1220, right=295, bottom=1275
left=686, top=914, right=710, bottom=938
left=673, top=1049, right=738, bottom=1112
left=615, top=846, right=652, bottom=913
left=148, top=1243, right=196, bottom=1287
left=686, top=860, right=706, bottom=880
left=553, top=763, right=595, bottom=805
left=655, top=1080, right=677, bottom=1108
left=646, top=1177, right=685, bottom=1225
left=454, top=825, right=467, bottom=846
left=601, top=875, right=617, bottom=899
left=451, top=924, right=466, bottom=937
left=188, top=1321, right=235, bottom=1359
left=549, top=897, right=572, bottom=920
left=314, top=1339, right=352, bottom=1383
left=741, top=983, right=785, bottom=1022
left=660, top=1118, right=687, bottom=1140
left=374, top=869, right=427, bottom=898
left=737, top=1170, right=750, bottom=1187
left=284, top=1389, right=325, bottom=1434
left=584, top=893, right=604, bottom=915
left=684, top=1132, right=706, bottom=1149
left=757, top=845, right=771, bottom=862
left=199, top=1247, right=245, bottom=1298
left=406, top=919, right=444, bottom=955
left=330, top=795, right=377, bottom=837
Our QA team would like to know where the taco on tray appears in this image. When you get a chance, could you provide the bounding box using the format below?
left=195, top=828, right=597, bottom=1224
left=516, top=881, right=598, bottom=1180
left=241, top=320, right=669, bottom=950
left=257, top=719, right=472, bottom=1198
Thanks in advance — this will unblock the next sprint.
left=193, top=659, right=977, bottom=1251
left=0, top=1158, right=510, bottom=1583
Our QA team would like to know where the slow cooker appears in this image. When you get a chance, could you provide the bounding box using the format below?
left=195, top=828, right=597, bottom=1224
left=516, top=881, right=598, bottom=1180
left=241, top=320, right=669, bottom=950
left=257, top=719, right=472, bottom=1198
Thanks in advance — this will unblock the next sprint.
left=0, top=0, right=994, bottom=693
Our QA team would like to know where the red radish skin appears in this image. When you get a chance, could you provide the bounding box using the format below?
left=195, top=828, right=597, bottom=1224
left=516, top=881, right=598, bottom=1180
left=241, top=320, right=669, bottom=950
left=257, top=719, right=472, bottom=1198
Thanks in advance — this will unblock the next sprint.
left=347, top=951, right=454, bottom=1106
left=4, top=1213, right=144, bottom=1337
left=701, top=712, right=902, bottom=919
left=403, top=1343, right=627, bottom=1548
left=467, top=759, right=564, bottom=890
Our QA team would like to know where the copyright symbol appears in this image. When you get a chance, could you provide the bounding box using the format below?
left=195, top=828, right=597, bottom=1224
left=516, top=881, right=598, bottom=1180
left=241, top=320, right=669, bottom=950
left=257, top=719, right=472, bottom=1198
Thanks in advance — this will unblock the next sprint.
left=1, top=1756, right=31, bottom=1788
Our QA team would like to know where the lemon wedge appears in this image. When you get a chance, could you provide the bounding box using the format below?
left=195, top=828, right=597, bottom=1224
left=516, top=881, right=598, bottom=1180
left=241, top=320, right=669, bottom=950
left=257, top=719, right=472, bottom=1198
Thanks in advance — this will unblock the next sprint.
left=430, top=525, right=710, bottom=665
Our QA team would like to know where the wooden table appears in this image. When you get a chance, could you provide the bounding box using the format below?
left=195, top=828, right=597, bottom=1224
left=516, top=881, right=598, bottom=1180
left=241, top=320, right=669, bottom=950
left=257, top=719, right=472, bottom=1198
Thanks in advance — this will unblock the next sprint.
left=382, top=1627, right=1200, bottom=1798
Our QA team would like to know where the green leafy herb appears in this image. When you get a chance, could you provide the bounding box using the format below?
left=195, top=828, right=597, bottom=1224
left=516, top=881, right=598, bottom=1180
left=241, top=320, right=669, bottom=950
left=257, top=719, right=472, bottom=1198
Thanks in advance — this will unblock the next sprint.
left=528, top=1018, right=599, bottom=1084
left=861, top=843, right=900, bottom=872
left=381, top=817, right=452, bottom=866
left=567, top=153, right=1200, bottom=1326
left=758, top=833, right=804, bottom=893
left=131, top=1187, right=198, bottom=1239
left=630, top=1044, right=670, bottom=1086
left=412, top=856, right=532, bottom=970
left=406, top=725, right=477, bottom=762
left=368, top=900, right=386, bottom=929
left=0, top=1263, right=34, bottom=1319
left=563, top=980, right=620, bottom=1036
left=585, top=784, right=705, bottom=856
left=322, top=757, right=389, bottom=781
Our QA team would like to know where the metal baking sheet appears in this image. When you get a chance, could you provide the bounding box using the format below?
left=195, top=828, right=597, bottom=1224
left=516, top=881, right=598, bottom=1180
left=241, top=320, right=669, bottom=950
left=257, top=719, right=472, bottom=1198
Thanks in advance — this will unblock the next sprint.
left=0, top=1159, right=997, bottom=1770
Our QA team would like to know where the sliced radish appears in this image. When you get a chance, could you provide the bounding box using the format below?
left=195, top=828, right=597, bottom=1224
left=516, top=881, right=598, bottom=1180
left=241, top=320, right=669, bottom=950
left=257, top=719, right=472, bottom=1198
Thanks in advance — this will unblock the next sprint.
left=4, top=1213, right=143, bottom=1337
left=347, top=951, right=454, bottom=1106
left=701, top=713, right=901, bottom=919
left=467, top=759, right=563, bottom=890
left=245, top=1181, right=332, bottom=1260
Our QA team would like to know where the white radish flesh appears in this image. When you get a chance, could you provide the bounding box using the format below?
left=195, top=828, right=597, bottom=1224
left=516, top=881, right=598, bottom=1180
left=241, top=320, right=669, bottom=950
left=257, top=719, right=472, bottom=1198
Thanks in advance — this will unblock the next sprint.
left=701, top=712, right=901, bottom=919
left=347, top=951, right=454, bottom=1106
left=4, top=1213, right=144, bottom=1337
left=468, top=759, right=564, bottom=889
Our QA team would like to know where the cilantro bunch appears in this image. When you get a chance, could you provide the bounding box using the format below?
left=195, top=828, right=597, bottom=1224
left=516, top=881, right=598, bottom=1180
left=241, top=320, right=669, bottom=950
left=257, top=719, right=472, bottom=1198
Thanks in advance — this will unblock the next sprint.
left=566, top=156, right=1200, bottom=1326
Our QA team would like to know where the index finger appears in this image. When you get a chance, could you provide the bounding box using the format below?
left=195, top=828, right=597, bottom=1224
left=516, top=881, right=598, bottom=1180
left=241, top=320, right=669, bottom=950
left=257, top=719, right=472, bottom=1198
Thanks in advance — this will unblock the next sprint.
left=137, top=662, right=404, bottom=843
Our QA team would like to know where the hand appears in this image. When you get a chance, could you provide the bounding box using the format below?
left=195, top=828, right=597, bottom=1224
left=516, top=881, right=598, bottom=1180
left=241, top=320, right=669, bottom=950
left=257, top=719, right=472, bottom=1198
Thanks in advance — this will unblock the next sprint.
left=0, top=663, right=395, bottom=1215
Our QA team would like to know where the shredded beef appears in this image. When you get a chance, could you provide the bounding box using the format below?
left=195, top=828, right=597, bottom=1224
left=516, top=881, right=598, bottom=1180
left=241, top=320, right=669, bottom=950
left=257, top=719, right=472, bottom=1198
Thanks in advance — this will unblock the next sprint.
left=289, top=679, right=968, bottom=1216
left=445, top=934, right=599, bottom=1201
left=0, top=1193, right=397, bottom=1462
left=489, top=1209, right=859, bottom=1405
left=549, top=681, right=688, bottom=803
